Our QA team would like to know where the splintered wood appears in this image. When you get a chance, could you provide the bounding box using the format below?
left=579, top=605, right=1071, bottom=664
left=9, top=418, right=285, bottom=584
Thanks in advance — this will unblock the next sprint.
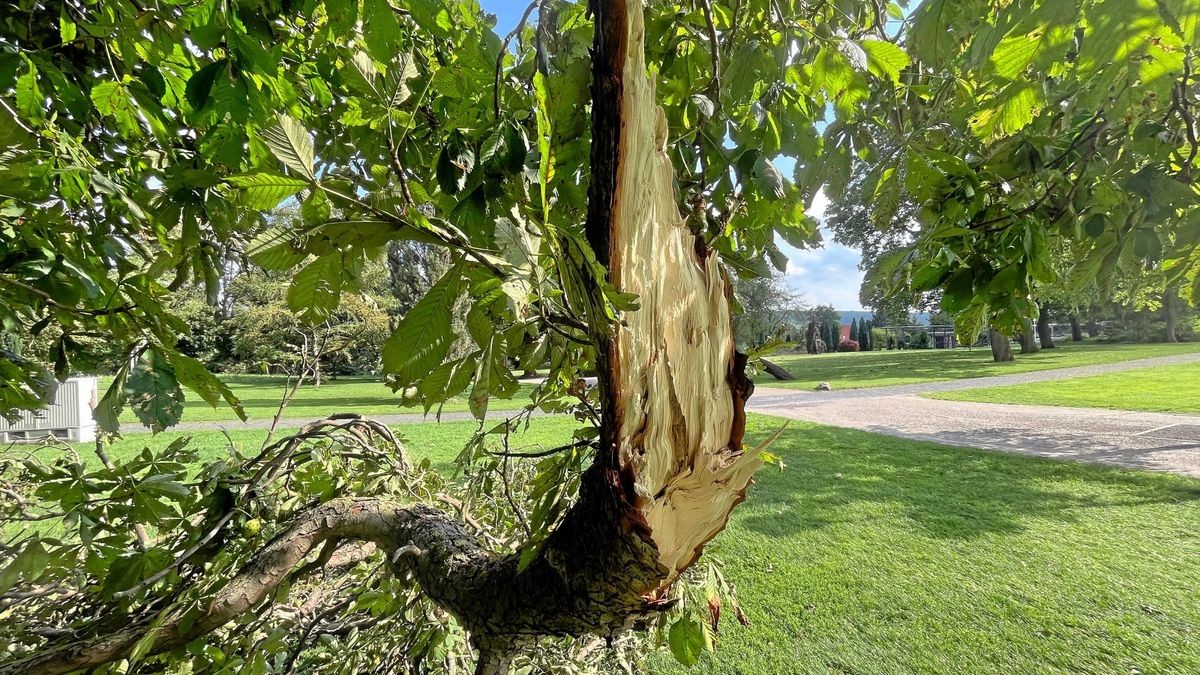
left=609, top=0, right=762, bottom=586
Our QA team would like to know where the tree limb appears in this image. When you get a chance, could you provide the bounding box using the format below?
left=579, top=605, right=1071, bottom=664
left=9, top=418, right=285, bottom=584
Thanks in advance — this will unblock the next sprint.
left=8, top=498, right=480, bottom=675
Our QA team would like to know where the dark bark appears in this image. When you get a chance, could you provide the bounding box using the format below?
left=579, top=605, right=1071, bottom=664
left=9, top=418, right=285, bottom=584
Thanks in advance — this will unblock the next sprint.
left=1036, top=306, right=1055, bottom=349
left=990, top=329, right=1014, bottom=362
left=1019, top=318, right=1039, bottom=354
left=583, top=0, right=627, bottom=270
left=760, top=358, right=794, bottom=381
left=1165, top=286, right=1178, bottom=343
left=1069, top=315, right=1083, bottom=341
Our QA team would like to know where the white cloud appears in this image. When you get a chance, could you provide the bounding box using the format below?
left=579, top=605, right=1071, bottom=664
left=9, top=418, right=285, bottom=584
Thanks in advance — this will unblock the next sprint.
left=774, top=188, right=865, bottom=310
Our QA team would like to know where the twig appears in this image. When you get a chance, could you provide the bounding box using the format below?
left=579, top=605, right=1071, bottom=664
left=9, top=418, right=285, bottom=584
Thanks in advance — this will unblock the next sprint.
left=493, top=0, right=540, bottom=119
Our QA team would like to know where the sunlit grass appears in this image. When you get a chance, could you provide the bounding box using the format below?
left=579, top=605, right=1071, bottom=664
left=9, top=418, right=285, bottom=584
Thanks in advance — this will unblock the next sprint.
left=755, top=340, right=1200, bottom=391
left=46, top=415, right=1200, bottom=673
left=99, top=374, right=539, bottom=426
left=928, top=362, right=1200, bottom=414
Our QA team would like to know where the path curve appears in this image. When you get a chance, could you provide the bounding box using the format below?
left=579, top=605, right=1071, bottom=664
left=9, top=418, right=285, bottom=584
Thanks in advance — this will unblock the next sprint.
left=749, top=352, right=1200, bottom=478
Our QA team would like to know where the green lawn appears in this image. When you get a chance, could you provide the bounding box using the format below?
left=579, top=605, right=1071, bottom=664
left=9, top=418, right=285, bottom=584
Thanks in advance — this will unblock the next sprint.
left=929, top=362, right=1200, bottom=414
left=102, top=374, right=539, bottom=426
left=755, top=340, right=1200, bottom=391
left=54, top=415, right=1200, bottom=673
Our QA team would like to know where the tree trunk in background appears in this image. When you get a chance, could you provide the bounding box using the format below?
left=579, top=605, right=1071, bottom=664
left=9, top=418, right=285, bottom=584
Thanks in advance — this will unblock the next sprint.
left=1036, top=306, right=1055, bottom=349
left=760, top=358, right=794, bottom=381
left=990, top=329, right=1014, bottom=362
left=1164, top=286, right=1178, bottom=343
left=1069, top=315, right=1083, bottom=341
left=1019, top=318, right=1039, bottom=354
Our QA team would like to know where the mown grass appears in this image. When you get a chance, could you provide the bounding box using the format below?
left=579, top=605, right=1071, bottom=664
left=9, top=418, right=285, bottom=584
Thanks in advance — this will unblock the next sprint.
left=100, top=374, right=539, bottom=426
left=755, top=340, right=1200, bottom=391
left=928, top=361, right=1200, bottom=414
left=56, top=415, right=1200, bottom=673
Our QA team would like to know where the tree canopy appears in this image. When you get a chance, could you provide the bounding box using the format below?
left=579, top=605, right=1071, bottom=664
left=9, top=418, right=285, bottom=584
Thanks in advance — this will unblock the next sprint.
left=1, top=0, right=1199, bottom=672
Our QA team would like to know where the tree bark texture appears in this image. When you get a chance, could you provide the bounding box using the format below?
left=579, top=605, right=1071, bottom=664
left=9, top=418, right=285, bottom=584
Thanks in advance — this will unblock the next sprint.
left=11, top=1, right=762, bottom=672
left=1036, top=306, right=1055, bottom=349
left=1019, top=318, right=1039, bottom=354
left=1069, top=315, right=1083, bottom=342
left=990, top=329, right=1015, bottom=362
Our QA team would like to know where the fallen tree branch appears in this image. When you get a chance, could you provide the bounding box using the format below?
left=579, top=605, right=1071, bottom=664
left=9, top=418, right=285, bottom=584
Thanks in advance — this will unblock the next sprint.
left=7, top=498, right=478, bottom=675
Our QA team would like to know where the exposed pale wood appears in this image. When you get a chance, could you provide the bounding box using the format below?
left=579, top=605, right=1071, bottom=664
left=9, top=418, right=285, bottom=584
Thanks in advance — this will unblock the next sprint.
left=607, top=0, right=761, bottom=586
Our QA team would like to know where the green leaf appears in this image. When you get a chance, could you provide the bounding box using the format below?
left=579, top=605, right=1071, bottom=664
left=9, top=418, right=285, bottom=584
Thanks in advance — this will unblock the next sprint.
left=1132, top=229, right=1162, bottom=260
left=990, top=30, right=1045, bottom=80
left=261, top=114, right=316, bottom=180
left=125, top=348, right=185, bottom=433
left=0, top=539, right=49, bottom=595
left=166, top=352, right=245, bottom=421
left=812, top=46, right=853, bottom=97
left=248, top=227, right=309, bottom=270
left=227, top=173, right=311, bottom=210
left=382, top=267, right=464, bottom=387
left=185, top=60, right=225, bottom=110
left=300, top=188, right=332, bottom=223
left=418, top=354, right=478, bottom=414
left=90, top=81, right=141, bottom=136
left=668, top=617, right=711, bottom=667
left=287, top=254, right=353, bottom=324
left=15, top=58, right=43, bottom=122
left=909, top=0, right=954, bottom=66
left=860, top=40, right=910, bottom=83
left=59, top=12, right=77, bottom=42
left=468, top=343, right=492, bottom=420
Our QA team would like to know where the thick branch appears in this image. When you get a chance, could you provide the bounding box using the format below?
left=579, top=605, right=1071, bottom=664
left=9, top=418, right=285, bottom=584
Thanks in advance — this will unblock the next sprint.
left=10, top=498, right=480, bottom=675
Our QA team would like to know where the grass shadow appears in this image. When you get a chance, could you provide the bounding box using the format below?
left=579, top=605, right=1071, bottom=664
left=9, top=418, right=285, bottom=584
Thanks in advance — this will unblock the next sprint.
left=738, top=419, right=1200, bottom=540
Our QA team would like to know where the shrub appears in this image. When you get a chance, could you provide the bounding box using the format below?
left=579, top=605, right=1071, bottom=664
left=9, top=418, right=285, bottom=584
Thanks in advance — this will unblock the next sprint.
left=837, top=339, right=860, bottom=352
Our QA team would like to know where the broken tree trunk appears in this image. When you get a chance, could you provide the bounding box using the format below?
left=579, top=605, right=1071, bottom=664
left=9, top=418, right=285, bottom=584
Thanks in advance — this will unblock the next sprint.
left=760, top=358, right=795, bottom=381
left=990, top=328, right=1015, bottom=362
left=11, top=1, right=761, bottom=673
left=590, top=0, right=761, bottom=588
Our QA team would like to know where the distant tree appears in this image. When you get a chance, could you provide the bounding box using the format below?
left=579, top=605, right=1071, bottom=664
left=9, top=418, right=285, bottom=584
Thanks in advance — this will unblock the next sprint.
left=990, top=328, right=1015, bottom=362
left=732, top=274, right=806, bottom=349
left=859, top=319, right=873, bottom=351
left=1036, top=305, right=1056, bottom=349
left=809, top=305, right=841, bottom=327
left=1019, top=318, right=1039, bottom=354
left=227, top=272, right=396, bottom=385
left=387, top=241, right=451, bottom=315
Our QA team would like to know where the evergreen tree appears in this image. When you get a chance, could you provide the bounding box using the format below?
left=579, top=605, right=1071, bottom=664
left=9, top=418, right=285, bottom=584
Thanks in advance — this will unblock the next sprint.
left=849, top=318, right=859, bottom=345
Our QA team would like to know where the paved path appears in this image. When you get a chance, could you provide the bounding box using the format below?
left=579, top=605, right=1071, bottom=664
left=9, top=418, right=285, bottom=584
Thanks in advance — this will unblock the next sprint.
left=123, top=352, right=1200, bottom=478
left=749, top=352, right=1200, bottom=478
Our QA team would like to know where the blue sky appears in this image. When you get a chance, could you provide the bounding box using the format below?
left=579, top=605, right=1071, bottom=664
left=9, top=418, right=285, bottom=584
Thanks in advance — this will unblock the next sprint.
left=478, top=0, right=866, bottom=309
